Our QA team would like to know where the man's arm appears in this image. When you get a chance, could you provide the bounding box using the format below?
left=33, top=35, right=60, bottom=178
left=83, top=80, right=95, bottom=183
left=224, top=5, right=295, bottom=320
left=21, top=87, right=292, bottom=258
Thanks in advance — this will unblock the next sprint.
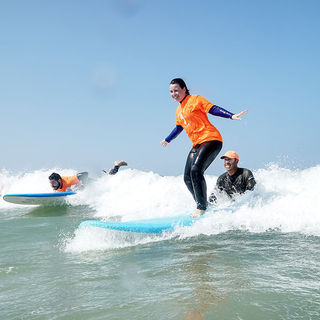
left=209, top=174, right=227, bottom=204
left=106, top=161, right=128, bottom=175
left=244, top=169, right=256, bottom=191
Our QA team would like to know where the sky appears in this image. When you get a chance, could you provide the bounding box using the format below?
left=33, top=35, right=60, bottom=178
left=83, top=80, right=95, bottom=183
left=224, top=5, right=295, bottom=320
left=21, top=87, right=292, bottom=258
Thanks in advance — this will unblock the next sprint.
left=0, top=0, right=319, bottom=176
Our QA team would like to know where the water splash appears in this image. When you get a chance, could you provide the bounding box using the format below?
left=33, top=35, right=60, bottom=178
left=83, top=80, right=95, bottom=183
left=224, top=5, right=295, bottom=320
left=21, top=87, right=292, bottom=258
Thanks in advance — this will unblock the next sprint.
left=1, top=164, right=320, bottom=252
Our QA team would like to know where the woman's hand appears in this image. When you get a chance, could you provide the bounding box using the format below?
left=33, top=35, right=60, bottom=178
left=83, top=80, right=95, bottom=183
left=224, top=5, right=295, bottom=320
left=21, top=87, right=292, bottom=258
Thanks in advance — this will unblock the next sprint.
left=232, top=110, right=248, bottom=120
left=160, top=140, right=169, bottom=147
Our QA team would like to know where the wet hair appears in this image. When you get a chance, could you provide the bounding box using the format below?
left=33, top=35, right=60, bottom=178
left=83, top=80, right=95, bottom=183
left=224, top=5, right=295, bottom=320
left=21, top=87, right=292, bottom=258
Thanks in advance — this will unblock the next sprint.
left=49, top=172, right=61, bottom=181
left=170, top=78, right=190, bottom=95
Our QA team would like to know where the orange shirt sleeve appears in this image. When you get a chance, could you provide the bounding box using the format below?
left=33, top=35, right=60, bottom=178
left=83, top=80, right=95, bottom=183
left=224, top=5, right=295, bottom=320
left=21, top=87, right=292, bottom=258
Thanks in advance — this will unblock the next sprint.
left=196, top=95, right=214, bottom=113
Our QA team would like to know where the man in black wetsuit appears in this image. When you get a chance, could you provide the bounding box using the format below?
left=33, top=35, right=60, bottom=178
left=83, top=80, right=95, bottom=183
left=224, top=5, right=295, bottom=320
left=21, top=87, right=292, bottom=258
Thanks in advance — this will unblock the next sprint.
left=209, top=151, right=256, bottom=203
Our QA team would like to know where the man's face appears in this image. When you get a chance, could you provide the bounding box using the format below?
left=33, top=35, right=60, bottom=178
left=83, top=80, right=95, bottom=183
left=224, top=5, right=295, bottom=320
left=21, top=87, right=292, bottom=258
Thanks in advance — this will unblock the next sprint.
left=224, top=157, right=238, bottom=173
left=50, top=179, right=61, bottom=190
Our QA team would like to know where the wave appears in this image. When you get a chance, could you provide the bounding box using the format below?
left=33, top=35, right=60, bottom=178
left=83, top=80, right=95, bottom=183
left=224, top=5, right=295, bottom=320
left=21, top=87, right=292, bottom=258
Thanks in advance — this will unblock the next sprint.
left=1, top=164, right=320, bottom=251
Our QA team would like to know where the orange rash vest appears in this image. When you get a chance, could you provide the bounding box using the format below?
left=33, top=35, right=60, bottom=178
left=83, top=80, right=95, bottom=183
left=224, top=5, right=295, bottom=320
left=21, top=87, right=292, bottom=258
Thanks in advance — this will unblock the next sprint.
left=176, top=95, right=223, bottom=147
left=57, top=175, right=80, bottom=192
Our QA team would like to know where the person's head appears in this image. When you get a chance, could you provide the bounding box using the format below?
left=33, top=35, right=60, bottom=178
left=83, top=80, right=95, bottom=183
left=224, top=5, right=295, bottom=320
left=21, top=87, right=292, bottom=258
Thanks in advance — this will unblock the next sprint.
left=49, top=172, right=62, bottom=190
left=169, top=78, right=190, bottom=102
left=221, top=151, right=239, bottom=175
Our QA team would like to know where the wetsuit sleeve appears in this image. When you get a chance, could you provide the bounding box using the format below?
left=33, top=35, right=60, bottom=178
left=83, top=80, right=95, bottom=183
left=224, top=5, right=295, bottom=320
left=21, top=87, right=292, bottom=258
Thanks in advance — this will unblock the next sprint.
left=165, top=125, right=184, bottom=143
left=109, top=166, right=120, bottom=175
left=216, top=175, right=225, bottom=192
left=209, top=105, right=234, bottom=119
left=216, top=173, right=234, bottom=199
left=244, top=170, right=256, bottom=191
left=209, top=175, right=227, bottom=203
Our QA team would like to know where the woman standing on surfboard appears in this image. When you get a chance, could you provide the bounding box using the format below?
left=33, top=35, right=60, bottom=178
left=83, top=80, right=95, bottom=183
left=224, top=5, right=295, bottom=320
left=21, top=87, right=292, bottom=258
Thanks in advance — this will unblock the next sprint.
left=161, top=78, right=247, bottom=217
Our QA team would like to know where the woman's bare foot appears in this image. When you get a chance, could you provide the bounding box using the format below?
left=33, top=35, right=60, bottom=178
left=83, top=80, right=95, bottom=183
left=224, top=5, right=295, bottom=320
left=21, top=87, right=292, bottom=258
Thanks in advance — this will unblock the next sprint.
left=191, top=209, right=205, bottom=218
left=115, top=160, right=127, bottom=167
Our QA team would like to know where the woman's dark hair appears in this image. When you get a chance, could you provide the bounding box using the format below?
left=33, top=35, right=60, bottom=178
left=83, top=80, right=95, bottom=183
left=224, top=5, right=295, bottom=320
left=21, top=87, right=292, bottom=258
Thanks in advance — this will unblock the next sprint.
left=49, top=172, right=62, bottom=181
left=170, top=78, right=190, bottom=95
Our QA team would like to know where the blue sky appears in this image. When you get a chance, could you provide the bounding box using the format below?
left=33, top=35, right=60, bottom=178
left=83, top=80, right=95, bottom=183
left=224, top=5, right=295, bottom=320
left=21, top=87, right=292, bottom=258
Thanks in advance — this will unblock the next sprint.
left=0, top=0, right=319, bottom=176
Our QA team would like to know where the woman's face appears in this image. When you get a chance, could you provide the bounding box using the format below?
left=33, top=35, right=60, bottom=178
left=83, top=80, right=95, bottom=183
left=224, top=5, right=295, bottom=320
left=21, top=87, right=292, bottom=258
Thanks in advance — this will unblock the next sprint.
left=170, top=83, right=186, bottom=102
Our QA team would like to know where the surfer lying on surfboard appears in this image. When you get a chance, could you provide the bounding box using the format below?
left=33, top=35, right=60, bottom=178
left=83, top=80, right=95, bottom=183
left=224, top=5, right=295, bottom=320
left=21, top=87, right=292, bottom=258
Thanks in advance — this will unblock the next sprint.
left=49, top=172, right=88, bottom=192
left=49, top=160, right=128, bottom=192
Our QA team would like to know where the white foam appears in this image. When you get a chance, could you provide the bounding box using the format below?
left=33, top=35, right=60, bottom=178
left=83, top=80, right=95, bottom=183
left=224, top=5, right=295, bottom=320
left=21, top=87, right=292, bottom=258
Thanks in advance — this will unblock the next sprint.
left=1, top=164, right=320, bottom=251
left=0, top=168, right=77, bottom=208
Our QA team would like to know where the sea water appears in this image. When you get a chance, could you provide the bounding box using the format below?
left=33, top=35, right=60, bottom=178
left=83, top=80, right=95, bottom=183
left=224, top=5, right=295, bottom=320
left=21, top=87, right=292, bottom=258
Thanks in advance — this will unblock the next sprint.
left=0, top=165, right=319, bottom=319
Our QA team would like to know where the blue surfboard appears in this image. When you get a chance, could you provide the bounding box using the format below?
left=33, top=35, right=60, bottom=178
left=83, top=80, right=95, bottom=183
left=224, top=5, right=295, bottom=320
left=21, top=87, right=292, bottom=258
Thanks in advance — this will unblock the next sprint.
left=79, top=215, right=205, bottom=234
left=2, top=192, right=76, bottom=206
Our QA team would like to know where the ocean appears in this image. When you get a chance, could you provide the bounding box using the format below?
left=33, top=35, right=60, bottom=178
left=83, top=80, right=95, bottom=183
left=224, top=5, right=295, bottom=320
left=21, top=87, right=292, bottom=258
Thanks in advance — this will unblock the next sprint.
left=0, top=165, right=319, bottom=319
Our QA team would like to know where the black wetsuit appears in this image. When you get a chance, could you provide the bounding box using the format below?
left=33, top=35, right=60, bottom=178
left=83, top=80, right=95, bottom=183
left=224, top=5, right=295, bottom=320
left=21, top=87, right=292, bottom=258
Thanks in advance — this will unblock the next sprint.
left=210, top=168, right=256, bottom=201
left=184, top=140, right=223, bottom=210
left=109, top=166, right=120, bottom=175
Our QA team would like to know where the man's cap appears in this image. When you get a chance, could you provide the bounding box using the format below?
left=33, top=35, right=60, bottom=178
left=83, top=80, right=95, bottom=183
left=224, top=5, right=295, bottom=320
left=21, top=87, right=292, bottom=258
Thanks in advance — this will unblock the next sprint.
left=220, top=151, right=239, bottom=160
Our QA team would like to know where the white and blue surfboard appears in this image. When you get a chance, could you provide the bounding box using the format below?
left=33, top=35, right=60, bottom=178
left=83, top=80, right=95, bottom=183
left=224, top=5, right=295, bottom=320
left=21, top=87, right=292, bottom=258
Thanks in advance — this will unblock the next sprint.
left=79, top=214, right=206, bottom=234
left=2, top=192, right=76, bottom=206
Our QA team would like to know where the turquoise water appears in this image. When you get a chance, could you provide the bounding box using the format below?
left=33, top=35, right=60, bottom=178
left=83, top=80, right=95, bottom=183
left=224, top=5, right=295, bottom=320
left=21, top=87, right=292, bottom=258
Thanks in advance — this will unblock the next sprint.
left=1, top=167, right=320, bottom=319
